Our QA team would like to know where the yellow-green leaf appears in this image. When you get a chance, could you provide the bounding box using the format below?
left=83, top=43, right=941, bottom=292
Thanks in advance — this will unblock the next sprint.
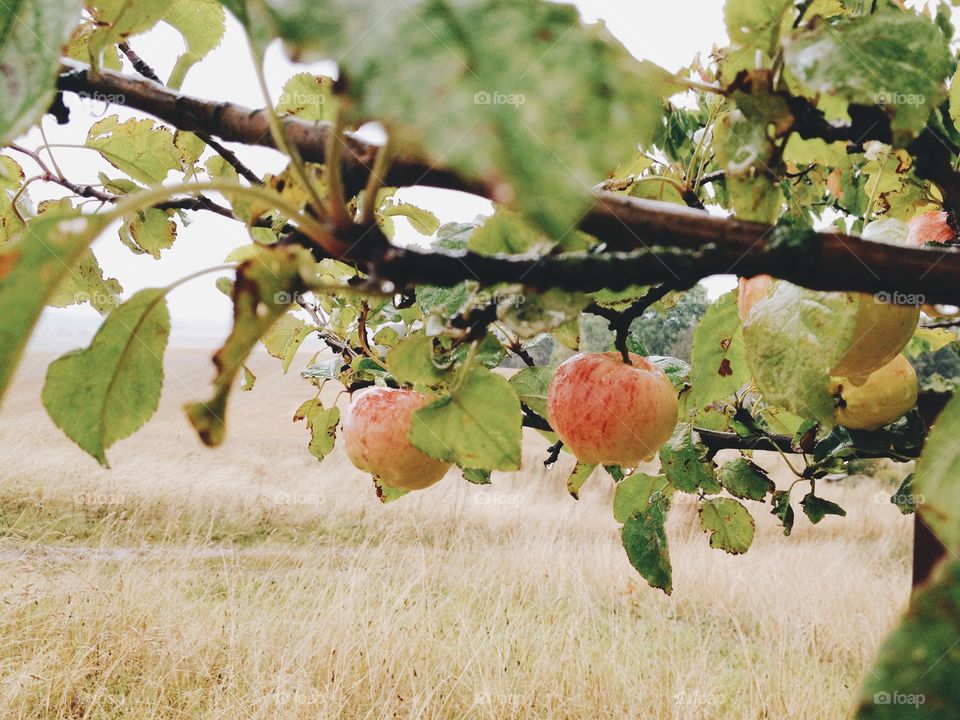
left=41, top=288, right=170, bottom=466
left=0, top=212, right=107, bottom=404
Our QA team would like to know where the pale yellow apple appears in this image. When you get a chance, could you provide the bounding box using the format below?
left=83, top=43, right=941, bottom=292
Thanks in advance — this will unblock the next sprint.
left=830, top=354, right=918, bottom=431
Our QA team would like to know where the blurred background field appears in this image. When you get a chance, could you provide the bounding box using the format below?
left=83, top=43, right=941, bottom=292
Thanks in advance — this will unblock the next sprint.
left=0, top=349, right=914, bottom=719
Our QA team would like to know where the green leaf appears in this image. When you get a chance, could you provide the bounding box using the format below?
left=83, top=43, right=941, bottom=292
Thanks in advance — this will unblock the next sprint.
left=621, top=494, right=672, bottom=595
left=293, top=397, right=340, bottom=461
left=373, top=477, right=410, bottom=503
left=784, top=9, right=953, bottom=140
left=800, top=491, right=847, bottom=524
left=613, top=472, right=670, bottom=524
left=0, top=156, right=27, bottom=244
left=914, top=393, right=960, bottom=552
left=0, top=0, right=82, bottom=145
left=469, top=210, right=542, bottom=255
left=303, top=357, right=341, bottom=382
left=46, top=249, right=122, bottom=314
left=770, top=490, right=795, bottom=536
left=380, top=199, right=440, bottom=237
left=566, top=462, right=597, bottom=500
left=498, top=289, right=587, bottom=339
left=434, top=222, right=476, bottom=250
left=261, top=312, right=314, bottom=373
left=951, top=65, right=960, bottom=131
left=659, top=423, right=719, bottom=494
left=690, top=290, right=749, bottom=409
left=163, top=0, right=226, bottom=89
left=507, top=365, right=554, bottom=418
left=724, top=0, right=791, bottom=53
left=223, top=0, right=679, bottom=236
left=462, top=467, right=492, bottom=485
left=605, top=464, right=626, bottom=482
left=743, top=282, right=861, bottom=426
left=120, top=208, right=178, bottom=259
left=186, top=247, right=306, bottom=446
left=409, top=365, right=522, bottom=471
left=648, top=356, right=690, bottom=390
left=855, top=561, right=960, bottom=719
left=891, top=473, right=917, bottom=515
left=387, top=335, right=448, bottom=386
left=718, top=457, right=775, bottom=502
left=699, top=497, right=755, bottom=554
left=417, top=283, right=470, bottom=317
left=88, top=0, right=166, bottom=59
left=276, top=72, right=335, bottom=122
left=86, top=116, right=182, bottom=185
left=0, top=212, right=107, bottom=403
left=240, top=364, right=256, bottom=391
left=41, top=289, right=170, bottom=466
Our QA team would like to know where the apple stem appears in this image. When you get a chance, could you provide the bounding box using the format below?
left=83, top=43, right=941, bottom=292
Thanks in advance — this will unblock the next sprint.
left=585, top=283, right=675, bottom=364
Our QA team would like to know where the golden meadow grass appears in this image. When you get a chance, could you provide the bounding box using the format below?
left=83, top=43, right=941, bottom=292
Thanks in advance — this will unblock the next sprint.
left=0, top=349, right=913, bottom=719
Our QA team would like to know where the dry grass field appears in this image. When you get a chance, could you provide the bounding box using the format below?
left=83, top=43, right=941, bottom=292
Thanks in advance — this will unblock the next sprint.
left=0, top=348, right=914, bottom=719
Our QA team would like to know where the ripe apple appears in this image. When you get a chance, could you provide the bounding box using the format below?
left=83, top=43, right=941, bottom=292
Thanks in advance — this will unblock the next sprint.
left=737, top=275, right=774, bottom=323
left=830, top=295, right=919, bottom=383
left=740, top=276, right=918, bottom=382
left=546, top=352, right=678, bottom=467
left=829, top=354, right=918, bottom=431
left=906, top=211, right=955, bottom=247
left=341, top=387, right=451, bottom=490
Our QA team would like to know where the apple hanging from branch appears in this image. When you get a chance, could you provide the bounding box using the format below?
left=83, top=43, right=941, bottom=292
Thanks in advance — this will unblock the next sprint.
left=906, top=211, right=956, bottom=247
left=546, top=352, right=679, bottom=467
left=830, top=354, right=918, bottom=431
left=738, top=276, right=919, bottom=383
left=341, top=388, right=452, bottom=490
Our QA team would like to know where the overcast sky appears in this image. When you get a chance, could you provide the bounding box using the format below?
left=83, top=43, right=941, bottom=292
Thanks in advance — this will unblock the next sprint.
left=13, top=1, right=845, bottom=347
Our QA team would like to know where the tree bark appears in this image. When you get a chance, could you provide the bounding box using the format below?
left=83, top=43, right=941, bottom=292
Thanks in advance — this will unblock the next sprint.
left=55, top=65, right=960, bottom=303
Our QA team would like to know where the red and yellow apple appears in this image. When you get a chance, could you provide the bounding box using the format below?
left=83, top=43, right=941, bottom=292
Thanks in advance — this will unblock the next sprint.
left=341, top=387, right=451, bottom=490
left=830, top=354, right=918, bottom=431
left=906, top=211, right=954, bottom=247
left=546, top=352, right=678, bottom=466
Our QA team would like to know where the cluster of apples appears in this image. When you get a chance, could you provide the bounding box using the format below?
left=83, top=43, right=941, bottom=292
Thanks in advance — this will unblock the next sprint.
left=341, top=352, right=680, bottom=490
left=739, top=274, right=920, bottom=430
left=739, top=210, right=956, bottom=431
left=339, top=211, right=952, bottom=490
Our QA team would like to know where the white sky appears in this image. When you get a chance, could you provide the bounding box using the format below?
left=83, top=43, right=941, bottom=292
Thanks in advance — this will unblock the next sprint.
left=15, top=2, right=773, bottom=347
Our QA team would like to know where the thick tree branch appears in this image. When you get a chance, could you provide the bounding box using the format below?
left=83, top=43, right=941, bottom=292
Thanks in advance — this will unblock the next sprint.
left=56, top=64, right=487, bottom=198
left=56, top=64, right=960, bottom=303
left=116, top=44, right=263, bottom=186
